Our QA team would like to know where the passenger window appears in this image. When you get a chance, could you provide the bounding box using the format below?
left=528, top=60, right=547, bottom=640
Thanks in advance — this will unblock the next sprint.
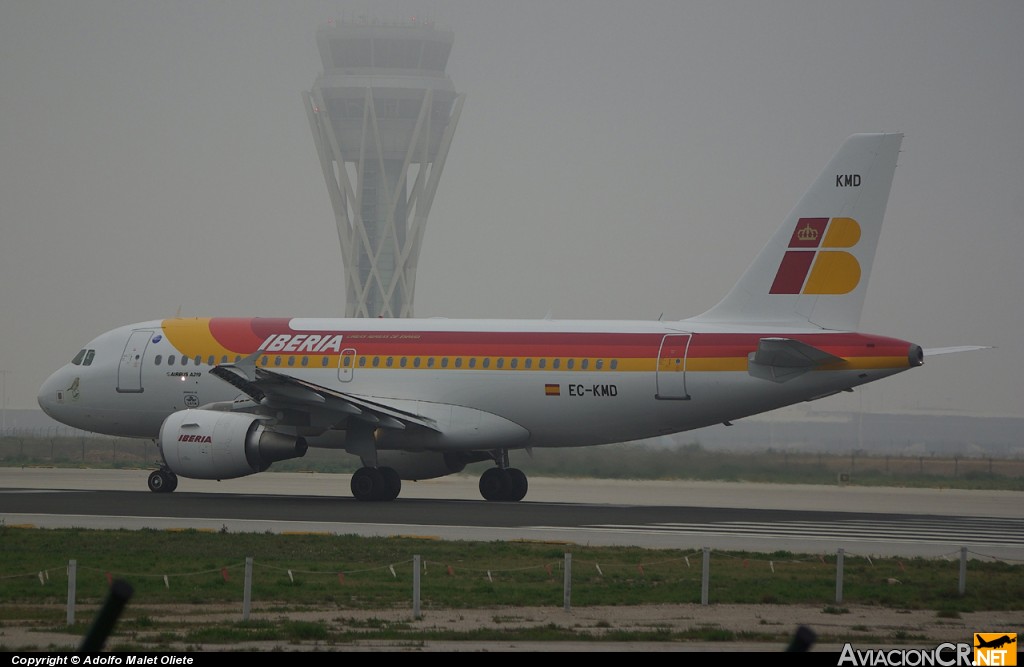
left=343, top=356, right=352, bottom=367
left=221, top=355, right=228, bottom=364
left=441, top=357, right=449, bottom=368
left=181, top=356, right=188, bottom=366
left=373, top=357, right=380, bottom=367
left=194, top=355, right=202, bottom=366
left=261, top=356, right=268, bottom=366
left=207, top=355, right=215, bottom=366
left=287, top=356, right=295, bottom=367
left=567, top=359, right=575, bottom=370
left=581, top=359, right=589, bottom=370
left=400, top=357, right=408, bottom=368
left=83, top=350, right=95, bottom=366
left=72, top=350, right=86, bottom=365
left=321, top=356, right=329, bottom=367
left=482, top=358, right=491, bottom=369
left=454, top=358, right=462, bottom=368
left=539, top=359, right=546, bottom=369
left=359, top=356, right=367, bottom=367
left=234, top=355, right=241, bottom=363
left=468, top=358, right=476, bottom=369
left=386, top=357, right=393, bottom=367
left=611, top=359, right=619, bottom=370
left=154, top=355, right=162, bottom=366
left=496, top=358, right=504, bottom=369
left=274, top=356, right=282, bottom=366
left=168, top=355, right=176, bottom=365
left=552, top=359, right=560, bottom=369
left=427, top=357, right=434, bottom=368
left=510, top=359, right=518, bottom=369
left=301, top=356, right=309, bottom=367
left=596, top=359, right=604, bottom=370
left=414, top=357, right=421, bottom=368
left=524, top=359, right=532, bottom=369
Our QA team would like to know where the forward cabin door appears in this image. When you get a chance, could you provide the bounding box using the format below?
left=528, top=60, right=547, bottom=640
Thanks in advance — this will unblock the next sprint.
left=117, top=329, right=153, bottom=393
left=656, top=333, right=692, bottom=400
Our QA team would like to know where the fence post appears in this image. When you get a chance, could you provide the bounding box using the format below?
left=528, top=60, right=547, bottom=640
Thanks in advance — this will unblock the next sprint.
left=563, top=553, right=572, bottom=612
left=413, top=555, right=421, bottom=620
left=701, top=547, right=710, bottom=605
left=67, top=559, right=76, bottom=626
left=835, top=549, right=844, bottom=604
left=242, top=557, right=253, bottom=621
left=958, top=547, right=967, bottom=596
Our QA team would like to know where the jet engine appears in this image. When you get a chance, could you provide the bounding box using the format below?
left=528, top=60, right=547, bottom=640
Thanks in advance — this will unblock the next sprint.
left=158, top=409, right=307, bottom=480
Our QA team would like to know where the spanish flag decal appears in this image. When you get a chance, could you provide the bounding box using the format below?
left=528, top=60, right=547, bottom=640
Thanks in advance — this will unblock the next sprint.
left=545, top=384, right=560, bottom=396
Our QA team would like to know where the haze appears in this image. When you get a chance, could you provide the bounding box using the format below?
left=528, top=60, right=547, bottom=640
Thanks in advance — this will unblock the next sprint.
left=1, top=1, right=1021, bottom=421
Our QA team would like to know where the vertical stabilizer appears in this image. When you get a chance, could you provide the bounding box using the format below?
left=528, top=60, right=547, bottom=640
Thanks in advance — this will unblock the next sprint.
left=692, top=133, right=902, bottom=331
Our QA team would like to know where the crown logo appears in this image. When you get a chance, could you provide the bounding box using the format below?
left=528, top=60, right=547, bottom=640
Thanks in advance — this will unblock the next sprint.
left=796, top=223, right=819, bottom=242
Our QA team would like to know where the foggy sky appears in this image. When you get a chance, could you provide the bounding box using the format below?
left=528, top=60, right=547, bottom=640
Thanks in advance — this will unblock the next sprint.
left=1, top=1, right=1021, bottom=419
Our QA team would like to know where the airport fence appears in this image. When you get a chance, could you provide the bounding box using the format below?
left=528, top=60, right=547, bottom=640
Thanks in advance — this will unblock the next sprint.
left=5, top=546, right=1019, bottom=629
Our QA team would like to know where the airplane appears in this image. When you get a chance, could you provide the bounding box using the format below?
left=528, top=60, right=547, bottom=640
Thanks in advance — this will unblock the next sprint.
left=975, top=634, right=1016, bottom=650
left=37, top=133, right=978, bottom=502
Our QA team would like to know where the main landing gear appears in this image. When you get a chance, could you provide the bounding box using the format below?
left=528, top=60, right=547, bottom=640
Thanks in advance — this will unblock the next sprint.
left=479, top=448, right=528, bottom=502
left=148, top=469, right=178, bottom=493
left=350, top=466, right=402, bottom=501
left=479, top=467, right=528, bottom=502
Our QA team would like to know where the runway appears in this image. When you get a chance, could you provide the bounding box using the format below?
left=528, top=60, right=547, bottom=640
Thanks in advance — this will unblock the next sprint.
left=1, top=468, right=1021, bottom=560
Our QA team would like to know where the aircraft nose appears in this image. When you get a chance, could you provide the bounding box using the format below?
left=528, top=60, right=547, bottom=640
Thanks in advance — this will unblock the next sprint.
left=37, top=367, right=70, bottom=420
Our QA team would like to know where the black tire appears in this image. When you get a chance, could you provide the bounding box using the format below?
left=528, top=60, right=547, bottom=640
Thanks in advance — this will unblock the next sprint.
left=505, top=468, right=528, bottom=502
left=148, top=470, right=171, bottom=494
left=350, top=467, right=384, bottom=501
left=164, top=472, right=179, bottom=493
left=378, top=467, right=402, bottom=501
left=479, top=467, right=510, bottom=501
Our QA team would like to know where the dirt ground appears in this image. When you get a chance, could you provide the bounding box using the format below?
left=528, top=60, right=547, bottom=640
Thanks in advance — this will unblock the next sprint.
left=2, top=603, right=1021, bottom=652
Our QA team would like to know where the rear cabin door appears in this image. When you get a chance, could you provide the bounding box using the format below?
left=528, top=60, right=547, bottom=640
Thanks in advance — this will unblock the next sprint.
left=656, top=333, right=692, bottom=400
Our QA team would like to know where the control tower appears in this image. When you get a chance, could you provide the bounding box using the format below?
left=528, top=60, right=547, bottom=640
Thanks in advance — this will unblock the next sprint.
left=303, top=19, right=464, bottom=318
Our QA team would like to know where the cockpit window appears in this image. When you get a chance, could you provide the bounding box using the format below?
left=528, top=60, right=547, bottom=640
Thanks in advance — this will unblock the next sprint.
left=72, top=350, right=86, bottom=365
left=83, top=350, right=95, bottom=366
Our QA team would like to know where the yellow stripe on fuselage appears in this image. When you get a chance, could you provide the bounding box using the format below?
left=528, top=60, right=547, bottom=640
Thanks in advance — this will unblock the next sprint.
left=161, top=318, right=234, bottom=359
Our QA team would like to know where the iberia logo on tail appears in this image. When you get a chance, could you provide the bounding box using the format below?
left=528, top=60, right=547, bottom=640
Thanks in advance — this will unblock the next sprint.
left=770, top=217, right=862, bottom=295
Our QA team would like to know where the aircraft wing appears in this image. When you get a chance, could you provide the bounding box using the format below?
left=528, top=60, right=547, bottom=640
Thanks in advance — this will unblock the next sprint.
left=208, top=354, right=439, bottom=432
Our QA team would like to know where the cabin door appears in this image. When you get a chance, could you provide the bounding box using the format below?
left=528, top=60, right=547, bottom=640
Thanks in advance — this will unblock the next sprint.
left=338, top=348, right=357, bottom=382
left=117, top=329, right=153, bottom=393
left=656, top=333, right=691, bottom=400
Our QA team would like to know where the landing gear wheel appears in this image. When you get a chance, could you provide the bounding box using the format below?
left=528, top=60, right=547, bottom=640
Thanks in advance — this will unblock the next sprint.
left=350, top=467, right=384, bottom=501
left=148, top=470, right=176, bottom=494
left=479, top=467, right=511, bottom=501
left=505, top=468, right=528, bottom=502
left=378, top=467, right=402, bottom=501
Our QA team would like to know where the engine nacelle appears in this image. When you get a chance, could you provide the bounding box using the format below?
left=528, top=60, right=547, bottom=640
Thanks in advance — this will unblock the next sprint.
left=376, top=450, right=485, bottom=481
left=159, top=410, right=307, bottom=480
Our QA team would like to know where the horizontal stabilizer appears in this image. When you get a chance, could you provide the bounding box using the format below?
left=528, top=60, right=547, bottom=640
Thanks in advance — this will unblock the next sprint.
left=748, top=337, right=844, bottom=383
left=924, top=345, right=992, bottom=357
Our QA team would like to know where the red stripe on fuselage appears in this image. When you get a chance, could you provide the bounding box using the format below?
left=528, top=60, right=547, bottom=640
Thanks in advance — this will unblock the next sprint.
left=203, top=319, right=910, bottom=361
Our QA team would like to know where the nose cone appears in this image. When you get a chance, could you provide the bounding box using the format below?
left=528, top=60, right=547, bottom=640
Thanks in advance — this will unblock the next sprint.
left=38, top=366, right=73, bottom=422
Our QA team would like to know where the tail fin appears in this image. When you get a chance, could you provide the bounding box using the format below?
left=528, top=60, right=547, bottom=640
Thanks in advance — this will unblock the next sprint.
left=693, top=133, right=903, bottom=331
